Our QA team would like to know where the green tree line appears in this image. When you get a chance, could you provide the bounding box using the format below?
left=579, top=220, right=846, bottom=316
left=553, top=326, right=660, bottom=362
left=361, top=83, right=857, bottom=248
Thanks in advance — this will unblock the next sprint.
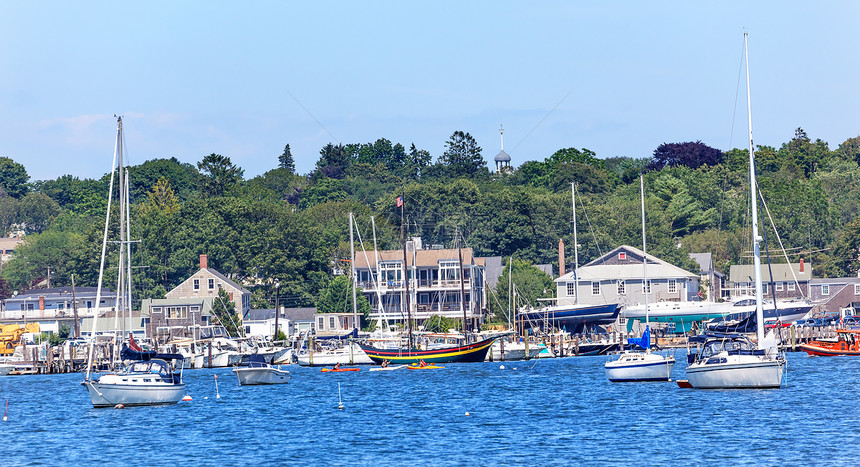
left=2, top=129, right=860, bottom=320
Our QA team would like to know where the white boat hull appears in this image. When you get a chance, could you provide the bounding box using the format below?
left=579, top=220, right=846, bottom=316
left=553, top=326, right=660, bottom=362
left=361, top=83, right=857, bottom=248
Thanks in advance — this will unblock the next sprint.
left=685, top=355, right=784, bottom=389
left=84, top=378, right=186, bottom=407
left=297, top=344, right=372, bottom=366
left=0, top=364, right=15, bottom=376
left=605, top=352, right=675, bottom=382
left=233, top=367, right=290, bottom=385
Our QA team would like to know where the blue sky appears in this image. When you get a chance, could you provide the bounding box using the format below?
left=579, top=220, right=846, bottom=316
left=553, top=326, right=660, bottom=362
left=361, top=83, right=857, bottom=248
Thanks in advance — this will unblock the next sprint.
left=2, top=1, right=858, bottom=182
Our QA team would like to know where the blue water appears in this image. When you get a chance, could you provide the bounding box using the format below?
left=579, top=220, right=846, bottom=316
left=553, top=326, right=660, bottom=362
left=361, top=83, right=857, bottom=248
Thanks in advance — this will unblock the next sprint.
left=2, top=352, right=857, bottom=465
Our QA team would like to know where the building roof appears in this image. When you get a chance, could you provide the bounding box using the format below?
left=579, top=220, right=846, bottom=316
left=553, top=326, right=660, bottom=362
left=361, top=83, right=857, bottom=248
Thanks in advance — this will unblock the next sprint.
left=205, top=268, right=252, bottom=294
left=6, top=287, right=115, bottom=301
left=557, top=245, right=697, bottom=282
left=282, top=307, right=317, bottom=321
left=494, top=149, right=511, bottom=162
left=689, top=253, right=713, bottom=274
left=728, top=262, right=812, bottom=283
left=483, top=256, right=504, bottom=288
left=0, top=236, right=23, bottom=251
left=353, top=247, right=485, bottom=269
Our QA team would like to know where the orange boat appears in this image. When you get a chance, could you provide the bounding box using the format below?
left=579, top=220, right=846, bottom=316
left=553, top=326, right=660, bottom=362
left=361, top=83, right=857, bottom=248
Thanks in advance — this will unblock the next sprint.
left=321, top=368, right=360, bottom=372
left=799, top=329, right=860, bottom=356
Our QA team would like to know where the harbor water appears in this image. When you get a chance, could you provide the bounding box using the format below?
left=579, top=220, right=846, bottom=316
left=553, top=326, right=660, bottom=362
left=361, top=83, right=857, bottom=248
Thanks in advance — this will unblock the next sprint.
left=3, top=351, right=858, bottom=465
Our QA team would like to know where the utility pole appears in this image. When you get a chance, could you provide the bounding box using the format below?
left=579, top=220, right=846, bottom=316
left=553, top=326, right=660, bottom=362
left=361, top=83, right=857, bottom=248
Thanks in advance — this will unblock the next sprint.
left=273, top=280, right=280, bottom=343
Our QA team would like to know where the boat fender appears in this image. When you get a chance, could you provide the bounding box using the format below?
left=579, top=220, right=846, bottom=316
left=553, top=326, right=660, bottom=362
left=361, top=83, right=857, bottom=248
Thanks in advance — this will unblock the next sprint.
left=114, top=404, right=125, bottom=409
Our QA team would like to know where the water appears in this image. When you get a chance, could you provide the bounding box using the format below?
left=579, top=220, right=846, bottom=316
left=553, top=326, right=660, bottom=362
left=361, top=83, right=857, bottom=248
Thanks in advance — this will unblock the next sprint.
left=2, top=352, right=857, bottom=465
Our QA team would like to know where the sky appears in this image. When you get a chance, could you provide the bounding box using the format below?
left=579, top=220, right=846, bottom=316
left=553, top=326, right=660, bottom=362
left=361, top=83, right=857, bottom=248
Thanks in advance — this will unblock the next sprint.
left=2, top=1, right=859, bottom=182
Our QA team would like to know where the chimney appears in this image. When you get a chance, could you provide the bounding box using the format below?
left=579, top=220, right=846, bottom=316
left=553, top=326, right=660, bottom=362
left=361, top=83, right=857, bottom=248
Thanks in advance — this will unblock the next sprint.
left=799, top=258, right=804, bottom=273
left=559, top=239, right=566, bottom=276
left=200, top=254, right=208, bottom=270
left=39, top=296, right=45, bottom=310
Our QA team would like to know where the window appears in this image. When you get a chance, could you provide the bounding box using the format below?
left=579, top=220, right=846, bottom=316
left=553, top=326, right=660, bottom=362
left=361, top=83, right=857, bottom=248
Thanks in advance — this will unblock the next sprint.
left=151, top=307, right=163, bottom=314
left=27, top=303, right=34, bottom=311
left=439, top=260, right=460, bottom=283
left=667, top=279, right=677, bottom=294
left=642, top=280, right=651, bottom=295
left=380, top=261, right=404, bottom=284
left=592, top=281, right=600, bottom=295
left=855, top=284, right=860, bottom=295
left=58, top=303, right=65, bottom=310
left=329, top=317, right=336, bottom=328
left=208, top=278, right=215, bottom=289
left=775, top=282, right=784, bottom=291
left=190, top=306, right=200, bottom=312
left=318, top=317, right=324, bottom=328
left=86, top=301, right=93, bottom=308
left=763, top=284, right=768, bottom=294
left=567, top=282, right=576, bottom=297
left=788, top=282, right=796, bottom=292
left=619, top=252, right=627, bottom=260
left=822, top=285, right=830, bottom=296
left=617, top=280, right=625, bottom=295
left=193, top=279, right=199, bottom=290
left=166, top=306, right=188, bottom=319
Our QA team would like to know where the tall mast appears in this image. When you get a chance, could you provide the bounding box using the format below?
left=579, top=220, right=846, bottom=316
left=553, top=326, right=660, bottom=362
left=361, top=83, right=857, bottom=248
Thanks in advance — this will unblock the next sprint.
left=571, top=183, right=579, bottom=305
left=457, top=228, right=468, bottom=339
left=349, top=212, right=358, bottom=331
left=125, top=169, right=133, bottom=342
left=400, top=191, right=413, bottom=350
left=640, top=174, right=649, bottom=329
left=86, top=116, right=121, bottom=380
left=745, top=32, right=766, bottom=347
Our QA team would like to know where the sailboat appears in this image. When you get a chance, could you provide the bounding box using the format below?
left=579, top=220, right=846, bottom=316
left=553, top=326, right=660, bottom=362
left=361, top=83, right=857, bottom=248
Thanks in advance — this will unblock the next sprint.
left=605, top=175, right=675, bottom=382
left=516, top=183, right=620, bottom=334
left=684, top=33, right=786, bottom=389
left=357, top=200, right=500, bottom=365
left=82, top=116, right=186, bottom=407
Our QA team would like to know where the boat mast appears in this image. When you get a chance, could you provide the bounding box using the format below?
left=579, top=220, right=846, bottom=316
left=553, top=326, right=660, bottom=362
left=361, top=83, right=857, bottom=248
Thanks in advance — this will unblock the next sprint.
left=571, top=183, right=579, bottom=305
left=640, top=174, right=650, bottom=338
left=457, top=228, right=468, bottom=340
left=85, top=116, right=122, bottom=380
left=745, top=32, right=766, bottom=347
left=349, top=212, right=358, bottom=332
left=400, top=191, right=413, bottom=350
left=124, top=169, right=133, bottom=344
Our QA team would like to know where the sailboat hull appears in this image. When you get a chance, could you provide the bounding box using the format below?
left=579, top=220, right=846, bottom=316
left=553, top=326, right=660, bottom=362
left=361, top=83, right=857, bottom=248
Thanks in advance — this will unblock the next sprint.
left=358, top=336, right=497, bottom=365
left=518, top=303, right=620, bottom=334
left=84, top=379, right=186, bottom=408
left=685, top=356, right=784, bottom=389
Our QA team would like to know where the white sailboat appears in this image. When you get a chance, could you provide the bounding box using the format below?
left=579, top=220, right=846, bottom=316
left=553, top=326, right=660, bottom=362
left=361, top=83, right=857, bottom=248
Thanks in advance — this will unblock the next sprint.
left=82, top=116, right=186, bottom=407
left=605, top=175, right=675, bottom=382
left=684, top=33, right=785, bottom=389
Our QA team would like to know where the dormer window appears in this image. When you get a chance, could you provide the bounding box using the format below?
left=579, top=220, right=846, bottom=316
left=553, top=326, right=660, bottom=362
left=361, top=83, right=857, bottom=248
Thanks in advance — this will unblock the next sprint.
left=619, top=252, right=627, bottom=260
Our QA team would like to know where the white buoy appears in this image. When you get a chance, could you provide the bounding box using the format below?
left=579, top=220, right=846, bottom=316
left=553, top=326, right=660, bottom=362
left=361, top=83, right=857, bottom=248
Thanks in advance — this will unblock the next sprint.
left=337, top=382, right=344, bottom=410
left=465, top=412, right=470, bottom=416
left=214, top=374, right=221, bottom=400
left=499, top=365, right=505, bottom=370
left=182, top=394, right=192, bottom=402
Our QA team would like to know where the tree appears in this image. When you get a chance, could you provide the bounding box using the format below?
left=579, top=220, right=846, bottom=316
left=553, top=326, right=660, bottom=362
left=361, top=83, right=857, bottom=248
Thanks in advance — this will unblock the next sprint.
left=279, top=144, right=296, bottom=173
left=17, top=192, right=62, bottom=233
left=129, top=158, right=199, bottom=201
left=315, top=275, right=371, bottom=329
left=212, top=288, right=241, bottom=337
left=837, top=136, right=860, bottom=166
left=440, top=131, right=486, bottom=177
left=0, top=230, right=83, bottom=290
left=0, top=157, right=29, bottom=198
left=197, top=154, right=244, bottom=197
left=407, top=143, right=432, bottom=179
left=315, top=143, right=350, bottom=179
left=489, top=259, right=555, bottom=324
left=646, top=141, right=723, bottom=171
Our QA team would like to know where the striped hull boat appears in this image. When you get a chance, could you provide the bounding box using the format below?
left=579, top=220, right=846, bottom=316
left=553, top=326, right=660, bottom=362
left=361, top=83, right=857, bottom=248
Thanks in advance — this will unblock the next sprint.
left=358, top=336, right=498, bottom=365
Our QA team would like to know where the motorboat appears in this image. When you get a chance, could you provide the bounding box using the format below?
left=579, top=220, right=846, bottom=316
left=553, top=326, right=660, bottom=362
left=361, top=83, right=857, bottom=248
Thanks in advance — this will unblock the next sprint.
left=684, top=333, right=784, bottom=389
left=233, top=354, right=290, bottom=385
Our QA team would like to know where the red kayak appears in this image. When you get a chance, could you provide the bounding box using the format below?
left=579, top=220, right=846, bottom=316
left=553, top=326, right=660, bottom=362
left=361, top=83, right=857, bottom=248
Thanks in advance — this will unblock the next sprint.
left=321, top=368, right=360, bottom=372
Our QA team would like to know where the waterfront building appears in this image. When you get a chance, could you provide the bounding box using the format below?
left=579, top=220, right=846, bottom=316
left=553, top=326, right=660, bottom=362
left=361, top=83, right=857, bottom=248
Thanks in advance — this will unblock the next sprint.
left=689, top=252, right=726, bottom=301
left=166, top=254, right=252, bottom=318
left=555, top=245, right=700, bottom=308
left=728, top=260, right=810, bottom=300
left=808, top=276, right=860, bottom=316
left=140, top=297, right=215, bottom=344
left=2, top=286, right=116, bottom=321
left=353, top=238, right=487, bottom=329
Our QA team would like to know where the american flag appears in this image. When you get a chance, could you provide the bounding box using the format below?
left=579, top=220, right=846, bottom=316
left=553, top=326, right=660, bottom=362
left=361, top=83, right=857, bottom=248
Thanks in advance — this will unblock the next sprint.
left=396, top=196, right=403, bottom=207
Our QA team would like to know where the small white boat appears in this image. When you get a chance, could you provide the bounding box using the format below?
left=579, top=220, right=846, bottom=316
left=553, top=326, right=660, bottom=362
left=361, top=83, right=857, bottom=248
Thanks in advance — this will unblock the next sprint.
left=233, top=354, right=290, bottom=385
left=368, top=365, right=407, bottom=372
left=605, top=346, right=675, bottom=382
left=83, top=358, right=186, bottom=407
